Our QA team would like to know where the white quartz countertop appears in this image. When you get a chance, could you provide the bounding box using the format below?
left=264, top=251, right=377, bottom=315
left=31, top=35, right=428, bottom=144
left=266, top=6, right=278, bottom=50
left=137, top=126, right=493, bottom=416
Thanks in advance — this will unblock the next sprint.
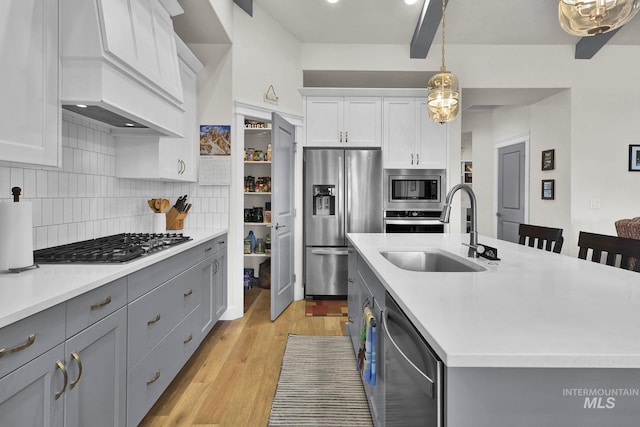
left=347, top=233, right=640, bottom=369
left=0, top=228, right=227, bottom=329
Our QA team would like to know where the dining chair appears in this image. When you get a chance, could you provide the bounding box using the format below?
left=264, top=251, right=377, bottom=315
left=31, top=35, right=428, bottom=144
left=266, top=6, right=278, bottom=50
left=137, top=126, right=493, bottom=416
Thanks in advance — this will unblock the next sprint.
left=518, top=224, right=564, bottom=254
left=577, top=231, right=640, bottom=273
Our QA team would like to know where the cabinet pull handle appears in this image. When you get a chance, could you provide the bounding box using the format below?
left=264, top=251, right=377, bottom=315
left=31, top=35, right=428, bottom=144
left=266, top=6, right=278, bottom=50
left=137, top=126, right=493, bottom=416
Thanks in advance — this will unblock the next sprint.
left=69, top=352, right=83, bottom=389
left=348, top=277, right=354, bottom=283
left=146, top=370, right=161, bottom=385
left=0, top=333, right=36, bottom=357
left=204, top=247, right=212, bottom=252
left=339, top=131, right=343, bottom=143
left=90, top=295, right=112, bottom=310
left=184, top=289, right=193, bottom=297
left=416, top=153, right=420, bottom=165
left=345, top=131, right=348, bottom=143
left=214, top=260, right=219, bottom=274
left=218, top=240, right=225, bottom=245
left=183, top=334, right=193, bottom=344
left=147, top=314, right=161, bottom=325
left=55, top=360, right=68, bottom=400
left=411, top=153, right=414, bottom=165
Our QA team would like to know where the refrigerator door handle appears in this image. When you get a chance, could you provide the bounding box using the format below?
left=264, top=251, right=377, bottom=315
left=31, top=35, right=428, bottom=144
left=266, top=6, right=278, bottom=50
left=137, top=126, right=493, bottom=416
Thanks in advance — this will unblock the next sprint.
left=337, top=154, right=345, bottom=242
left=310, top=249, right=350, bottom=256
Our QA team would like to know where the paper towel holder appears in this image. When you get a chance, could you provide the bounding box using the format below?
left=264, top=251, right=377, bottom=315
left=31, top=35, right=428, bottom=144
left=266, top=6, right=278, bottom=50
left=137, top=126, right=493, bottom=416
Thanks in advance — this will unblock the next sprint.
left=0, top=186, right=40, bottom=274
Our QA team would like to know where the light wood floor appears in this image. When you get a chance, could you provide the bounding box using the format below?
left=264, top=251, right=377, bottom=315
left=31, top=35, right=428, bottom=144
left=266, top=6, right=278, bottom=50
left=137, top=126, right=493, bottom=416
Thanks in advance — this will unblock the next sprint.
left=139, top=289, right=346, bottom=427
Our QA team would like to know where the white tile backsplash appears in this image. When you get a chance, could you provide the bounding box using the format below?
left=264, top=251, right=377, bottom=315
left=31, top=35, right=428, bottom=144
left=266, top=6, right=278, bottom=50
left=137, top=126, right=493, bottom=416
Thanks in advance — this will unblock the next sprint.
left=0, top=113, right=230, bottom=249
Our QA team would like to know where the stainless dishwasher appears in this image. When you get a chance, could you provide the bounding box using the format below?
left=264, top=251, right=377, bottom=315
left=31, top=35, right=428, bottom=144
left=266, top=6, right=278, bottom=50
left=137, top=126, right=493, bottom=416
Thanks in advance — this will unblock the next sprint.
left=384, top=292, right=443, bottom=427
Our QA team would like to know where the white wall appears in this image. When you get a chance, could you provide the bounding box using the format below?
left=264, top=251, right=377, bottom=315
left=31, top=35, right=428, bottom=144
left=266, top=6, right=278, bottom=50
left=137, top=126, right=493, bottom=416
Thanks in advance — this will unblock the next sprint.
left=232, top=3, right=303, bottom=116
left=530, top=90, right=572, bottom=251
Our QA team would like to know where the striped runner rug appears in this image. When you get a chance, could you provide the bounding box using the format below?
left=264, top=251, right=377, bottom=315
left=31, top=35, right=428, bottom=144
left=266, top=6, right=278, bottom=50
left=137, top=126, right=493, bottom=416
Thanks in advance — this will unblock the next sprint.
left=268, top=335, right=374, bottom=427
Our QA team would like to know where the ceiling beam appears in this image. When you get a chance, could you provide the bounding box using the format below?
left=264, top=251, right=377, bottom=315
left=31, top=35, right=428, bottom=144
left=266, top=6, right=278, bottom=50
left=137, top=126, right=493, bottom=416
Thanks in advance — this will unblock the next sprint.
left=575, top=28, right=620, bottom=59
left=410, top=0, right=447, bottom=59
left=234, top=0, right=253, bottom=17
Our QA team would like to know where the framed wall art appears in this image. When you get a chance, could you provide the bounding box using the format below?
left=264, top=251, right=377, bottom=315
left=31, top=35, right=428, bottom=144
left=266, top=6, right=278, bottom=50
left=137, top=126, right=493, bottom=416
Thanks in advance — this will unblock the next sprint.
left=542, top=179, right=555, bottom=200
left=629, top=145, right=640, bottom=171
left=542, top=149, right=555, bottom=171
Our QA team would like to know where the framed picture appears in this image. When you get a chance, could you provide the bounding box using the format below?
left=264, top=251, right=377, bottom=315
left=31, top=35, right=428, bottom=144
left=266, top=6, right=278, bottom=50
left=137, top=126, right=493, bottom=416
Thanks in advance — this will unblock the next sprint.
left=629, top=145, right=640, bottom=171
left=542, top=149, right=555, bottom=171
left=200, top=125, right=231, bottom=155
left=542, top=179, right=555, bottom=200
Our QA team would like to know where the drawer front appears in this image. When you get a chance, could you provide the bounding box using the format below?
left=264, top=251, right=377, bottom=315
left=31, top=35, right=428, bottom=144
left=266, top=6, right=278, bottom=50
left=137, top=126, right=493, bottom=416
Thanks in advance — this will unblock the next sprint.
left=66, top=277, right=127, bottom=337
left=199, top=234, right=227, bottom=262
left=128, top=246, right=199, bottom=301
left=0, top=303, right=65, bottom=379
left=127, top=264, right=201, bottom=367
left=359, top=258, right=386, bottom=310
left=127, top=308, right=199, bottom=427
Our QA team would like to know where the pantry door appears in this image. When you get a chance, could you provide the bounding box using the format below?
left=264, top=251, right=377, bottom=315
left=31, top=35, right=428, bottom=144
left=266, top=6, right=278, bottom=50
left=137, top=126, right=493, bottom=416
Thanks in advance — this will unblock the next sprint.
left=271, top=112, right=296, bottom=320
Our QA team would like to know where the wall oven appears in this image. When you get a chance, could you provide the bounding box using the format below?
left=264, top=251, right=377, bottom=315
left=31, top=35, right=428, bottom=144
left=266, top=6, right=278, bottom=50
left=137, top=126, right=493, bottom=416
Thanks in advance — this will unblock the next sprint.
left=384, top=169, right=445, bottom=233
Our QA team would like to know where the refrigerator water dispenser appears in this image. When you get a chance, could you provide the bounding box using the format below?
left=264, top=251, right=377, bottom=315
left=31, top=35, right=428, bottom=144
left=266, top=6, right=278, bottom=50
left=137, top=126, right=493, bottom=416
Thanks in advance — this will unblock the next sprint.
left=313, top=185, right=335, bottom=216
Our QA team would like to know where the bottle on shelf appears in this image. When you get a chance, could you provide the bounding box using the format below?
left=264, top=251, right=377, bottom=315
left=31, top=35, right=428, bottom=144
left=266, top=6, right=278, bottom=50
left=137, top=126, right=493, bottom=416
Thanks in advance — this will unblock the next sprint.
left=255, top=238, right=265, bottom=254
left=247, top=230, right=256, bottom=253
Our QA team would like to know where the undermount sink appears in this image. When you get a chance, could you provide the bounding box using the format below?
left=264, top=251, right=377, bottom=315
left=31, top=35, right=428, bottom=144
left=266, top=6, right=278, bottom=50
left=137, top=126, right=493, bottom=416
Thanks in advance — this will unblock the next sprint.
left=380, top=249, right=487, bottom=273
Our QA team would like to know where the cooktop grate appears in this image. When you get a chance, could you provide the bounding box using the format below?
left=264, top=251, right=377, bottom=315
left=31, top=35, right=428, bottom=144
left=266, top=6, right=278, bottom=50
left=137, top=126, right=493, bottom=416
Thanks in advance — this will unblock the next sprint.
left=34, top=233, right=191, bottom=264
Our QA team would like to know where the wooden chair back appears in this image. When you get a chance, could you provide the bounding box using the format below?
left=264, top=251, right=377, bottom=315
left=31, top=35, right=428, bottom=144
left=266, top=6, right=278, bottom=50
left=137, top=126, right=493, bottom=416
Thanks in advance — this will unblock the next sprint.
left=577, top=231, right=640, bottom=273
left=518, top=224, right=564, bottom=254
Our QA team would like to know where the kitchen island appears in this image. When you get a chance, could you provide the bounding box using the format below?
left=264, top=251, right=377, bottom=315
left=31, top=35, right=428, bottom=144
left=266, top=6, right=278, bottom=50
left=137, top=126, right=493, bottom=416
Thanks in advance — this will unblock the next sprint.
left=348, top=232, right=640, bottom=427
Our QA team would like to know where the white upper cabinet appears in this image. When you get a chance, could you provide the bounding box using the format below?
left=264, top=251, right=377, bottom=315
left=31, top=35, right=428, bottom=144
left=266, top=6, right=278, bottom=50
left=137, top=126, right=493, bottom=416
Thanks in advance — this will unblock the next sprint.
left=383, top=97, right=447, bottom=169
left=115, top=40, right=203, bottom=182
left=306, top=97, right=382, bottom=147
left=0, top=0, right=60, bottom=167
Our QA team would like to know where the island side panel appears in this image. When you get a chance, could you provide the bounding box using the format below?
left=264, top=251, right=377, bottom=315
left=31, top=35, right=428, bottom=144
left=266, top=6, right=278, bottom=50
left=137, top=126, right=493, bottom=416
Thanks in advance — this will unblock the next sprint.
left=446, top=367, right=640, bottom=427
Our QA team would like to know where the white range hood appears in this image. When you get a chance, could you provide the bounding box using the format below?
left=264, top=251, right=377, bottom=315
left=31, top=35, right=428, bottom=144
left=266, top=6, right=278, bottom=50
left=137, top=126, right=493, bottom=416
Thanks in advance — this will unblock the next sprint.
left=61, top=0, right=186, bottom=137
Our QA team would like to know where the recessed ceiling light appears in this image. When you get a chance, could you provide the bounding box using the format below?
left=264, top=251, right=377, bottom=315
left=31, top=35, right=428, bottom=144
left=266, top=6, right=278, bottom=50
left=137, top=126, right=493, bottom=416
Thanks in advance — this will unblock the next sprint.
left=405, top=0, right=418, bottom=4
left=125, top=123, right=135, bottom=127
left=76, top=104, right=88, bottom=108
left=327, top=0, right=339, bottom=3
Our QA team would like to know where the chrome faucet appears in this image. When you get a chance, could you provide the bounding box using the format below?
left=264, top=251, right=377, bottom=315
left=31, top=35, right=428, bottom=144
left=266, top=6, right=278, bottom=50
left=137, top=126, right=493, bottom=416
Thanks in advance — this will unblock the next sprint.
left=440, top=184, right=480, bottom=257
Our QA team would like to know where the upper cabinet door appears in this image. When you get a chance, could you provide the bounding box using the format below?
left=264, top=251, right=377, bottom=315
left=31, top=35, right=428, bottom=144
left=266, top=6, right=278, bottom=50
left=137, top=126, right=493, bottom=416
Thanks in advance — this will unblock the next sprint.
left=343, top=97, right=382, bottom=147
left=305, top=97, right=382, bottom=147
left=0, top=0, right=60, bottom=167
left=416, top=100, right=448, bottom=169
left=383, top=98, right=416, bottom=169
left=305, top=97, right=343, bottom=146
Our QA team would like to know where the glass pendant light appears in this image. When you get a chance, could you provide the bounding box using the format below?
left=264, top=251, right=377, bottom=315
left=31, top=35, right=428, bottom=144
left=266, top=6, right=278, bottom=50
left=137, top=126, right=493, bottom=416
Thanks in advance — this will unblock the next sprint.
left=427, top=0, right=459, bottom=124
left=559, top=0, right=640, bottom=36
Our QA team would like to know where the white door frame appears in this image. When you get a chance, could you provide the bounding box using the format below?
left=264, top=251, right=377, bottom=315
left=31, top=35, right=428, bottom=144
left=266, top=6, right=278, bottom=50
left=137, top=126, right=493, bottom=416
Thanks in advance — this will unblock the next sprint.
left=224, top=102, right=303, bottom=320
left=493, top=132, right=530, bottom=238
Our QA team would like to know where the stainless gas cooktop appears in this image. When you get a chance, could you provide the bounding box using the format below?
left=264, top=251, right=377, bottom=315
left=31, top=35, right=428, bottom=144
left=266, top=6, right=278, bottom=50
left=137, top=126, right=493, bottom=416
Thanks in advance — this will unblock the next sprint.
left=33, top=233, right=191, bottom=264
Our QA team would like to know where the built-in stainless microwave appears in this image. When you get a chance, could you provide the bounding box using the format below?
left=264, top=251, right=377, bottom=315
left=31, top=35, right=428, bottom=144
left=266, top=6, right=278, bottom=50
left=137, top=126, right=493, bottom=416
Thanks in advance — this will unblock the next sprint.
left=383, top=169, right=445, bottom=211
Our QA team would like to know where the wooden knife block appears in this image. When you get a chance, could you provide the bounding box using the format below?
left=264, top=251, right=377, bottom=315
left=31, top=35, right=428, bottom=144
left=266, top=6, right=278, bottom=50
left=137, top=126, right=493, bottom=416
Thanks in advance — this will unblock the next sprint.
left=166, top=207, right=188, bottom=230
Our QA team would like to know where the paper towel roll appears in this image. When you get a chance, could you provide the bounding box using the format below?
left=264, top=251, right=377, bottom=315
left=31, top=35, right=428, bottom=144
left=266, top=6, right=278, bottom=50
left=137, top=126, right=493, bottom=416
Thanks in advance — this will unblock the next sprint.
left=0, top=201, right=34, bottom=271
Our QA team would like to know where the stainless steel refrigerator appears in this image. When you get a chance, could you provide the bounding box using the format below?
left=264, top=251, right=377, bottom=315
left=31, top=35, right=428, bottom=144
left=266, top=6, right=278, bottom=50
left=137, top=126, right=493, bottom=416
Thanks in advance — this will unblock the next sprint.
left=304, top=148, right=382, bottom=297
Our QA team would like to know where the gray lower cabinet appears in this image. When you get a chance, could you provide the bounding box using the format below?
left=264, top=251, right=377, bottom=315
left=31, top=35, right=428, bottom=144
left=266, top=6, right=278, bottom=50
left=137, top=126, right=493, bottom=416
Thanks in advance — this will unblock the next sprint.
left=199, top=235, right=227, bottom=338
left=347, top=249, right=386, bottom=427
left=0, top=343, right=65, bottom=427
left=0, top=233, right=228, bottom=427
left=63, top=307, right=127, bottom=427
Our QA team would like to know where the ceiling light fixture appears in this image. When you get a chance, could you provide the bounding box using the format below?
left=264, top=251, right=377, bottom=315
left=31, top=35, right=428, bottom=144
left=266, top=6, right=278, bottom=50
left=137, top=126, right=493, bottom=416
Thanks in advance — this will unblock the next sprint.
left=559, top=0, right=640, bottom=36
left=326, top=0, right=339, bottom=3
left=405, top=0, right=419, bottom=5
left=426, top=0, right=459, bottom=124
